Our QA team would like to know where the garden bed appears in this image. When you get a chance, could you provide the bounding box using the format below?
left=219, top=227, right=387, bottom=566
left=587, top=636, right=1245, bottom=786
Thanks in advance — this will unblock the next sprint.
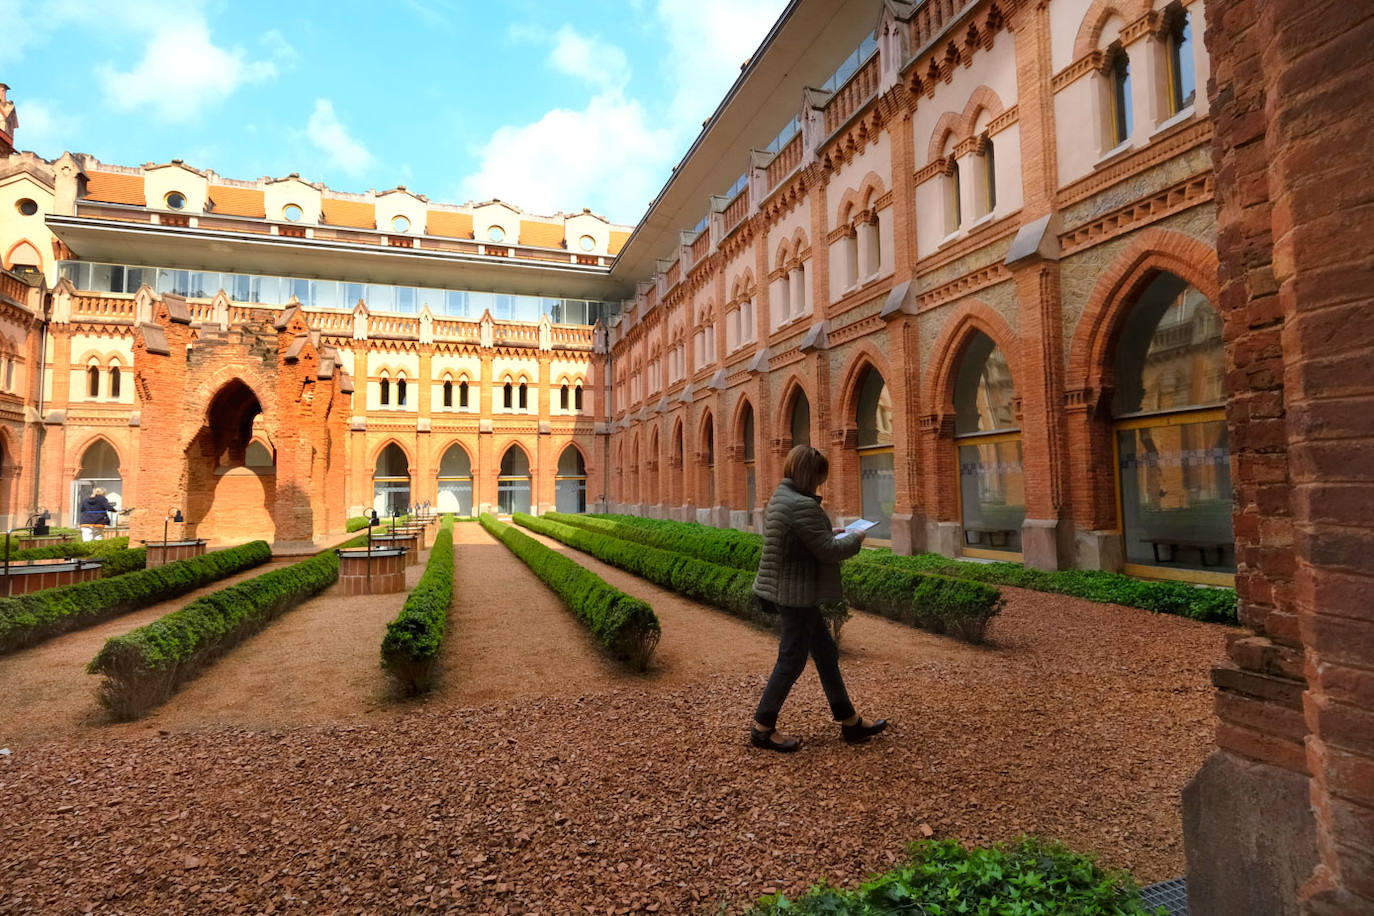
left=381, top=519, right=455, bottom=694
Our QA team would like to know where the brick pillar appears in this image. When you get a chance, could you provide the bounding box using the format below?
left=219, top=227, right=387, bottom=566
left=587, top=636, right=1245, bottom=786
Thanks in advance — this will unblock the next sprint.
left=477, top=351, right=494, bottom=514
left=1183, top=2, right=1374, bottom=914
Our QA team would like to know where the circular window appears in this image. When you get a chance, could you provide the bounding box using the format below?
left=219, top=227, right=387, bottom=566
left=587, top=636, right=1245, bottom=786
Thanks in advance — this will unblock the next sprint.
left=283, top=203, right=303, bottom=222
left=16, top=198, right=38, bottom=216
left=579, top=235, right=596, bottom=252
left=488, top=225, right=506, bottom=243
left=392, top=215, right=411, bottom=233
left=165, top=191, right=186, bottom=210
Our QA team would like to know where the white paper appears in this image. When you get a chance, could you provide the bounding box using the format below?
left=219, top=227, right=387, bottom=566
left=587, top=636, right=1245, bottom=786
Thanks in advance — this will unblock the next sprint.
left=842, top=518, right=878, bottom=535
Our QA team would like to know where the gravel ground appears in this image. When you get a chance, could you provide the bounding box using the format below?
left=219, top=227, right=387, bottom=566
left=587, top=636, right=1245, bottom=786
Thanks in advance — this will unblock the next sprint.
left=0, top=524, right=1229, bottom=914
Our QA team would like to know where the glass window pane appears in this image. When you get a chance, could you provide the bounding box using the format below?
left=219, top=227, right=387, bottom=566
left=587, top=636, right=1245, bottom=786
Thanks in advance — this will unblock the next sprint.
left=859, top=451, right=895, bottom=540
left=373, top=481, right=411, bottom=517
left=856, top=369, right=893, bottom=447
left=157, top=269, right=190, bottom=296
left=958, top=439, right=1026, bottom=553
left=255, top=276, right=282, bottom=304
left=229, top=273, right=254, bottom=302
left=124, top=266, right=152, bottom=293
left=342, top=282, right=365, bottom=308
left=394, top=286, right=417, bottom=314
left=437, top=480, right=473, bottom=516
left=418, top=288, right=446, bottom=313
left=468, top=291, right=495, bottom=317
left=954, top=333, right=1017, bottom=434
left=444, top=290, right=468, bottom=317
left=367, top=283, right=396, bottom=312
left=311, top=280, right=342, bottom=310
left=1114, top=277, right=1224, bottom=415
left=555, top=478, right=586, bottom=514
left=790, top=394, right=811, bottom=447
left=288, top=277, right=309, bottom=303
left=89, top=263, right=123, bottom=293
left=1118, top=420, right=1233, bottom=571
left=189, top=271, right=220, bottom=298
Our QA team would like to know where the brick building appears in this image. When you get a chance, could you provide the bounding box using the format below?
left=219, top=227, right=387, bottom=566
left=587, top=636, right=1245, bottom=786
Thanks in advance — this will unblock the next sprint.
left=2, top=1, right=1372, bottom=909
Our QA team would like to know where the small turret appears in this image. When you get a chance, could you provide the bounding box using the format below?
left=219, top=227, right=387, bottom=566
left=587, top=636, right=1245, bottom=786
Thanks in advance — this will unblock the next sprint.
left=0, top=84, right=17, bottom=157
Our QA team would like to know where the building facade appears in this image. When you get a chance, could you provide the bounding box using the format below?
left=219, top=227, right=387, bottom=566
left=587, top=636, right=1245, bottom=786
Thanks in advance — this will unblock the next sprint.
left=608, top=0, right=1227, bottom=586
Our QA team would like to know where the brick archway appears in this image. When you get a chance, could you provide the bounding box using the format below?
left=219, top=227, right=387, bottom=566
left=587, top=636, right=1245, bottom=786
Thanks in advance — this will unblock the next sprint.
left=697, top=410, right=716, bottom=508
left=729, top=394, right=756, bottom=512
left=776, top=374, right=813, bottom=449
left=669, top=418, right=685, bottom=507
left=833, top=344, right=898, bottom=521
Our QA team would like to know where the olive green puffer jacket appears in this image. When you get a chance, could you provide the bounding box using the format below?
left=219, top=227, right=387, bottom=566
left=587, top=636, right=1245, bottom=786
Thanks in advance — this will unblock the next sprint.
left=752, top=478, right=863, bottom=608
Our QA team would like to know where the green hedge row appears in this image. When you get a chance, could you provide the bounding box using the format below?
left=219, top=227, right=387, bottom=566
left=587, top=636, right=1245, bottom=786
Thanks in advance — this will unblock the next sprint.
left=481, top=514, right=660, bottom=670
left=583, top=514, right=1238, bottom=624
left=381, top=519, right=455, bottom=694
left=88, top=547, right=337, bottom=719
left=842, top=560, right=1002, bottom=643
left=545, top=512, right=762, bottom=571
left=514, top=512, right=771, bottom=626
left=0, top=541, right=272, bottom=655
left=1, top=528, right=81, bottom=552
left=7, top=536, right=130, bottom=561
left=745, top=836, right=1165, bottom=915
left=345, top=516, right=371, bottom=532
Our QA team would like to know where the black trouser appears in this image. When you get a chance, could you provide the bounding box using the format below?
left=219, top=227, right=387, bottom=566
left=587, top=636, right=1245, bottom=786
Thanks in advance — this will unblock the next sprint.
left=753, top=600, right=856, bottom=729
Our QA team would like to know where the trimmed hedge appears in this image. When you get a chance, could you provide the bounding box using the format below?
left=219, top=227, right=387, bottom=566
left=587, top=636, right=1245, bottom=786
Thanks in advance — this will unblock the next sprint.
left=345, top=516, right=371, bottom=532
left=843, top=560, right=1002, bottom=643
left=381, top=519, right=455, bottom=694
left=860, top=551, right=1238, bottom=624
left=514, top=512, right=768, bottom=625
left=88, top=547, right=337, bottom=719
left=745, top=836, right=1165, bottom=915
left=546, top=512, right=763, bottom=571
left=583, top=514, right=1238, bottom=625
left=0, top=541, right=272, bottom=655
left=3, top=537, right=147, bottom=579
left=481, top=514, right=660, bottom=670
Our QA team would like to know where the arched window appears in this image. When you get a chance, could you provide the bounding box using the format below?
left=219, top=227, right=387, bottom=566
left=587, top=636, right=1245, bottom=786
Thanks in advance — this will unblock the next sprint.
left=790, top=390, right=811, bottom=448
left=702, top=415, right=716, bottom=508
left=843, top=227, right=860, bottom=287
left=1107, top=45, right=1132, bottom=147
left=397, top=377, right=407, bottom=407
left=555, top=446, right=587, bottom=513
left=87, top=364, right=100, bottom=398
left=953, top=333, right=1024, bottom=557
left=459, top=379, right=470, bottom=408
left=858, top=215, right=880, bottom=278
left=497, top=446, right=532, bottom=515
left=379, top=376, right=390, bottom=406
left=980, top=136, right=996, bottom=216
left=944, top=158, right=962, bottom=235
left=741, top=402, right=757, bottom=510
left=574, top=385, right=583, bottom=411
left=1112, top=273, right=1230, bottom=574
left=560, top=384, right=569, bottom=411
left=503, top=381, right=513, bottom=409
left=1165, top=8, right=1195, bottom=115
left=109, top=365, right=121, bottom=399
left=74, top=440, right=122, bottom=527
left=3, top=356, right=13, bottom=392
left=518, top=381, right=528, bottom=410
left=442, top=379, right=453, bottom=408
left=372, top=443, right=410, bottom=515
left=437, top=444, right=474, bottom=516
left=855, top=367, right=895, bottom=539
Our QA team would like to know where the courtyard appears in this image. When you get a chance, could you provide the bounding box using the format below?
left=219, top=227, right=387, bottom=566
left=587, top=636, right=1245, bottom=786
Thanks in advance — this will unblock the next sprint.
left=0, top=523, right=1226, bottom=913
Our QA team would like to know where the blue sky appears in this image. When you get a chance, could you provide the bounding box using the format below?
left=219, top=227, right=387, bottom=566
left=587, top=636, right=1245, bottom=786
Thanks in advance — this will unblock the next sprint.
left=1, top=0, right=789, bottom=224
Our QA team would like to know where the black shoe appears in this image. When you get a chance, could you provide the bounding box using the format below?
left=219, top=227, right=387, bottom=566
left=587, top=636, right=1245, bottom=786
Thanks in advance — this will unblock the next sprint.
left=750, top=727, right=802, bottom=753
left=841, top=717, right=888, bottom=744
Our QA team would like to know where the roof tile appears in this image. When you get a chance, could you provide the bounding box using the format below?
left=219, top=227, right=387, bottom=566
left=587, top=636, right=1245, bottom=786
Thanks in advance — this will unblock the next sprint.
left=609, top=230, right=631, bottom=255
left=84, top=171, right=146, bottom=206
left=427, top=210, right=473, bottom=239
left=321, top=198, right=375, bottom=229
left=519, top=219, right=565, bottom=250
left=208, top=185, right=266, bottom=218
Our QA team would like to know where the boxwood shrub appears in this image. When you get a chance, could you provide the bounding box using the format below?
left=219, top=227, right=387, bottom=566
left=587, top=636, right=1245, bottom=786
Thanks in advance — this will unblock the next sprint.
left=345, top=516, right=371, bottom=532
left=7, top=536, right=130, bottom=561
left=481, top=514, right=660, bottom=670
left=745, top=836, right=1165, bottom=915
left=515, top=512, right=769, bottom=625
left=0, top=541, right=271, bottom=655
left=584, top=515, right=1237, bottom=625
left=381, top=519, right=455, bottom=694
left=843, top=560, right=1002, bottom=643
left=88, top=547, right=338, bottom=719
left=546, top=512, right=763, bottom=570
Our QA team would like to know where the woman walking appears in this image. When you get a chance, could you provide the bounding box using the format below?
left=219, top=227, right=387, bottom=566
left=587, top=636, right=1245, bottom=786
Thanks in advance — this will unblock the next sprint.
left=79, top=487, right=115, bottom=542
left=750, top=445, right=887, bottom=752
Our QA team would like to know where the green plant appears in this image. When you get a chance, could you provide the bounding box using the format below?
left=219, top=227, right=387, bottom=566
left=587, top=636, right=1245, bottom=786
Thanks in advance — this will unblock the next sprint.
left=546, top=512, right=763, bottom=571
left=745, top=836, right=1166, bottom=915
left=6, top=536, right=131, bottom=561
left=345, top=516, right=371, bottom=532
left=0, top=541, right=271, bottom=655
left=842, top=560, right=1002, bottom=643
left=381, top=519, right=455, bottom=694
left=88, top=548, right=338, bottom=719
left=481, top=514, right=660, bottom=669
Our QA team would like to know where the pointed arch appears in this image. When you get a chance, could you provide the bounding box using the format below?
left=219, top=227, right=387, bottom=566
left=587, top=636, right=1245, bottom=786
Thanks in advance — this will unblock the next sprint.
left=1069, top=228, right=1220, bottom=392
left=836, top=343, right=898, bottom=428
left=70, top=433, right=124, bottom=474
left=927, top=111, right=965, bottom=163
left=924, top=300, right=1022, bottom=418
left=959, top=85, right=1008, bottom=137
left=369, top=437, right=415, bottom=472
left=1073, top=0, right=1132, bottom=60
left=2, top=239, right=43, bottom=272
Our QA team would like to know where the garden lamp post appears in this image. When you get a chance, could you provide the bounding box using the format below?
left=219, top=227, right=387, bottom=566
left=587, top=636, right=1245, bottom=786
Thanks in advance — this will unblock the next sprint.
left=4, top=508, right=50, bottom=597
left=163, top=506, right=184, bottom=567
left=366, top=508, right=379, bottom=593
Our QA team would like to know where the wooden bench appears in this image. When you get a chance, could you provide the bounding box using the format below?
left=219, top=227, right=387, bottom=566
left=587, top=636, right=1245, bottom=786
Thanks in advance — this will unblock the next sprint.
left=964, top=527, right=1018, bottom=548
left=1141, top=537, right=1230, bottom=567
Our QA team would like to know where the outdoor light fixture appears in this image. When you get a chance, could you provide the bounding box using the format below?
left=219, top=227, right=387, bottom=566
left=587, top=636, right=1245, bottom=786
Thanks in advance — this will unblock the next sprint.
left=162, top=506, right=184, bottom=566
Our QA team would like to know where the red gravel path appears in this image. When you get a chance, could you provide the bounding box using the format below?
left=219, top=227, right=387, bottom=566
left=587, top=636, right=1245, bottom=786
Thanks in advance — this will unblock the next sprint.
left=0, top=523, right=1229, bottom=914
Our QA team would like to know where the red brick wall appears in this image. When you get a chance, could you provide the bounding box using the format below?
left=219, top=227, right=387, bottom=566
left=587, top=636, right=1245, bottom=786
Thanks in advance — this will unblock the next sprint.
left=1204, top=0, right=1374, bottom=910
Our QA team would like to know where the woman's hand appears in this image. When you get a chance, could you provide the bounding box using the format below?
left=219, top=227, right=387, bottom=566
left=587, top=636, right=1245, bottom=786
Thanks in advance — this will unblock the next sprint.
left=833, top=527, right=845, bottom=535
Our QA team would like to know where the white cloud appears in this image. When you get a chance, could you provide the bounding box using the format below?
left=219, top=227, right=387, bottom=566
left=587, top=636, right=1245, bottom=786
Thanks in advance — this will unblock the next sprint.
left=548, top=26, right=630, bottom=94
left=655, top=0, right=789, bottom=126
left=458, top=95, right=675, bottom=221
left=97, top=15, right=282, bottom=121
left=306, top=99, right=374, bottom=177
left=11, top=100, right=79, bottom=158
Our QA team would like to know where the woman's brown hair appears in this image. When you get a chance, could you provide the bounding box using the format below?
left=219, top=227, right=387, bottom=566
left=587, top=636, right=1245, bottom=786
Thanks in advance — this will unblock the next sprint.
left=783, top=445, right=829, bottom=494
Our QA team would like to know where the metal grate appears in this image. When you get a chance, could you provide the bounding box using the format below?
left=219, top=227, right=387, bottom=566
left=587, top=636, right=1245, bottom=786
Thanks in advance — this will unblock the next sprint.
left=1140, top=877, right=1188, bottom=916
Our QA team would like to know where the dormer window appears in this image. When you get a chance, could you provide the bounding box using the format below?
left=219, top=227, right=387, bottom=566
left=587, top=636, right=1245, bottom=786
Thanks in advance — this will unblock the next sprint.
left=165, top=191, right=186, bottom=210
left=391, top=215, right=410, bottom=233
left=578, top=235, right=596, bottom=252
left=283, top=203, right=303, bottom=222
left=488, top=225, right=506, bottom=243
